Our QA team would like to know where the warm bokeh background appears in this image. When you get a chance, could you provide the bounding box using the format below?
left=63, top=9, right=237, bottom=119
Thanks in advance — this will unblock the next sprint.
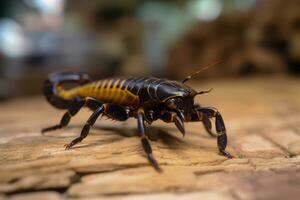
left=0, top=0, right=299, bottom=99
left=1, top=1, right=300, bottom=200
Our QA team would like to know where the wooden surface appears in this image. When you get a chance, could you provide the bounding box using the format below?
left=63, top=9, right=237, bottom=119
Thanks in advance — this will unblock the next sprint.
left=0, top=77, right=300, bottom=200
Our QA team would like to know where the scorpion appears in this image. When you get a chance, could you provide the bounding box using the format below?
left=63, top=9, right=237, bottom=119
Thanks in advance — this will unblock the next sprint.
left=42, top=70, right=232, bottom=171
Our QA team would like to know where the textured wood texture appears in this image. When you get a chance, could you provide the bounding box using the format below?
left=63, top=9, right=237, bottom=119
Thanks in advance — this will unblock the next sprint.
left=0, top=77, right=300, bottom=200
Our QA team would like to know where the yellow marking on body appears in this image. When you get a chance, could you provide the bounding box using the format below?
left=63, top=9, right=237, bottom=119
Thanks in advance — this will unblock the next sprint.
left=95, top=81, right=101, bottom=93
left=121, top=88, right=130, bottom=104
left=117, top=79, right=139, bottom=106
left=89, top=82, right=95, bottom=94
left=80, top=83, right=91, bottom=98
left=57, top=85, right=79, bottom=100
left=123, top=88, right=138, bottom=106
left=105, top=79, right=113, bottom=100
left=111, top=79, right=120, bottom=102
left=97, top=79, right=107, bottom=100
left=56, top=78, right=140, bottom=107
left=99, top=79, right=107, bottom=96
left=119, top=79, right=126, bottom=90
left=117, top=79, right=126, bottom=104
left=88, top=83, right=93, bottom=95
left=93, top=81, right=99, bottom=93
left=107, top=79, right=114, bottom=102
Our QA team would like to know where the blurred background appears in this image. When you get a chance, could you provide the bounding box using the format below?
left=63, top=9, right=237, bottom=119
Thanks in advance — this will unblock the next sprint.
left=0, top=0, right=299, bottom=100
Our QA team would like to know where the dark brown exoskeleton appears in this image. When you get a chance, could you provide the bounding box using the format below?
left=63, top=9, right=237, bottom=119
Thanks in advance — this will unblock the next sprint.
left=42, top=71, right=232, bottom=172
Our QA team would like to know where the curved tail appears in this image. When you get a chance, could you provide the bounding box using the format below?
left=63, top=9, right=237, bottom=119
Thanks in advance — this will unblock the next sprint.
left=43, top=72, right=91, bottom=109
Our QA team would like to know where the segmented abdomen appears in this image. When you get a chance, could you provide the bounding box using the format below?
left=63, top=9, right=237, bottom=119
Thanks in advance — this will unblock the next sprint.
left=56, top=76, right=174, bottom=107
left=57, top=78, right=140, bottom=107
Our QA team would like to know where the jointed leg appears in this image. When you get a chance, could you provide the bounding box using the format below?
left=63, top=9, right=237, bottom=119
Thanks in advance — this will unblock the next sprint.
left=42, top=98, right=85, bottom=133
left=42, top=98, right=103, bottom=133
left=202, top=113, right=216, bottom=137
left=65, top=105, right=104, bottom=149
left=64, top=104, right=130, bottom=149
left=215, top=111, right=232, bottom=158
left=194, top=107, right=232, bottom=158
left=137, top=108, right=161, bottom=172
left=190, top=104, right=216, bottom=137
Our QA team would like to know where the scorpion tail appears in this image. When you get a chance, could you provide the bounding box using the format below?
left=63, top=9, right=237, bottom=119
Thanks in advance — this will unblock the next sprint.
left=43, top=72, right=91, bottom=109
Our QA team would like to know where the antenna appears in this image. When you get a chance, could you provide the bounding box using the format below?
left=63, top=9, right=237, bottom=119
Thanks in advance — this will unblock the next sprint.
left=182, top=60, right=223, bottom=83
left=196, top=88, right=213, bottom=96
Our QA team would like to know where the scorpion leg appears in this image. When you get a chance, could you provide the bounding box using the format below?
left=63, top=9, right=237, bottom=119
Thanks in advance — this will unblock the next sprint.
left=160, top=111, right=185, bottom=136
left=64, top=104, right=129, bottom=149
left=137, top=108, right=162, bottom=172
left=195, top=107, right=232, bottom=158
left=42, top=98, right=103, bottom=134
left=192, top=104, right=216, bottom=137
left=202, top=114, right=216, bottom=137
left=42, top=97, right=85, bottom=133
left=65, top=104, right=104, bottom=149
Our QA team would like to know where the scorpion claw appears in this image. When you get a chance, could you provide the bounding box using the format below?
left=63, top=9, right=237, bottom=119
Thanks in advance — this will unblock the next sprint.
left=176, top=110, right=185, bottom=122
left=174, top=115, right=185, bottom=136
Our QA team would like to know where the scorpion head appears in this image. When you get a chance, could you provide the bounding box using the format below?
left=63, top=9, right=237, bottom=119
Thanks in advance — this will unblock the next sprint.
left=163, top=62, right=217, bottom=120
left=156, top=81, right=211, bottom=120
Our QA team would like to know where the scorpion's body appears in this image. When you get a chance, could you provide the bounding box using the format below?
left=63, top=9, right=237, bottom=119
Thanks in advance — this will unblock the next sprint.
left=43, top=73, right=232, bottom=171
left=55, top=77, right=194, bottom=107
